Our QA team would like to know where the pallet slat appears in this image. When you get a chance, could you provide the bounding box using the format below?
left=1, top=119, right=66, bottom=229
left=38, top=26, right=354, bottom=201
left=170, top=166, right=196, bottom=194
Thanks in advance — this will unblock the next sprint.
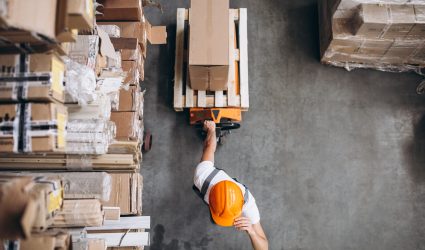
left=239, top=8, right=249, bottom=109
left=198, top=90, right=206, bottom=107
left=173, top=8, right=186, bottom=111
left=215, top=91, right=224, bottom=107
left=227, top=10, right=237, bottom=107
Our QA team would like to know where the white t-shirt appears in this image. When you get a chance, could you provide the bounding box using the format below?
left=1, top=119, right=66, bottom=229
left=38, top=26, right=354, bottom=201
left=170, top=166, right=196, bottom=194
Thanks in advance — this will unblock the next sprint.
left=193, top=161, right=261, bottom=224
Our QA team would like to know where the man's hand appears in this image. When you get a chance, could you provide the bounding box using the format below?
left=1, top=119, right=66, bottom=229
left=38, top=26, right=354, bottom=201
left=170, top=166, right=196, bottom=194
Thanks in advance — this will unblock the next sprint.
left=234, top=217, right=255, bottom=236
left=235, top=217, right=269, bottom=250
left=203, top=120, right=216, bottom=134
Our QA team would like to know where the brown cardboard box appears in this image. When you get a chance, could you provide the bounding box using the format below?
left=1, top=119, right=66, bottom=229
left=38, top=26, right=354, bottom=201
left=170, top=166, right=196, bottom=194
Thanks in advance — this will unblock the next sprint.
left=357, top=39, right=393, bottom=57
left=408, top=44, right=425, bottom=65
left=382, top=5, right=415, bottom=39
left=99, top=20, right=166, bottom=59
left=328, top=38, right=362, bottom=54
left=381, top=40, right=420, bottom=64
left=28, top=177, right=64, bottom=232
left=145, top=20, right=167, bottom=45
left=118, top=86, right=141, bottom=112
left=68, top=0, right=94, bottom=29
left=0, top=53, right=65, bottom=103
left=189, top=0, right=229, bottom=91
left=122, top=61, right=140, bottom=85
left=121, top=45, right=142, bottom=61
left=110, top=111, right=140, bottom=141
left=0, top=175, right=63, bottom=236
left=353, top=4, right=389, bottom=38
left=111, top=37, right=139, bottom=50
left=52, top=199, right=103, bottom=227
left=56, top=0, right=72, bottom=43
left=0, top=176, right=37, bottom=239
left=104, top=207, right=121, bottom=220
left=0, top=0, right=57, bottom=40
left=0, top=103, right=67, bottom=153
left=99, top=21, right=148, bottom=57
left=102, top=173, right=141, bottom=215
left=96, top=0, right=143, bottom=21
left=408, top=5, right=425, bottom=38
left=20, top=230, right=71, bottom=250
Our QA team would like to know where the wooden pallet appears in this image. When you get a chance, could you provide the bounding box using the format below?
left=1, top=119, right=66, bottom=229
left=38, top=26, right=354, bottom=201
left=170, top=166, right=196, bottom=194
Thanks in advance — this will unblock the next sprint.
left=173, top=8, right=249, bottom=111
left=0, top=153, right=139, bottom=171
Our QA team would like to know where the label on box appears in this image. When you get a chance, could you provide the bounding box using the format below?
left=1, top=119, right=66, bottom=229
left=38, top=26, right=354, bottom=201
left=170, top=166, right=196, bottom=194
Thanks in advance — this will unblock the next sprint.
left=51, top=57, right=65, bottom=95
left=48, top=188, right=63, bottom=213
left=57, top=113, right=66, bottom=149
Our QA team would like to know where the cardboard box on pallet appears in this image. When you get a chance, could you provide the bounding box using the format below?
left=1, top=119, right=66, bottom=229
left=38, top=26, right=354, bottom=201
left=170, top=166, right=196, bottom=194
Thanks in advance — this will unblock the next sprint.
left=408, top=5, right=425, bottom=38
left=110, top=111, right=141, bottom=141
left=188, top=0, right=229, bottom=91
left=0, top=176, right=37, bottom=239
left=122, top=60, right=140, bottom=85
left=102, top=173, right=142, bottom=215
left=20, top=230, right=72, bottom=250
left=381, top=40, right=421, bottom=64
left=118, top=86, right=141, bottom=112
left=0, top=53, right=65, bottom=103
left=28, top=176, right=64, bottom=232
left=52, top=199, right=103, bottom=228
left=382, top=5, right=415, bottom=39
left=0, top=175, right=63, bottom=238
left=100, top=20, right=167, bottom=58
left=0, top=103, right=67, bottom=153
left=67, top=0, right=94, bottom=30
left=56, top=0, right=74, bottom=43
left=353, top=4, right=389, bottom=39
left=96, top=0, right=143, bottom=21
left=0, top=0, right=57, bottom=41
left=354, top=4, right=415, bottom=39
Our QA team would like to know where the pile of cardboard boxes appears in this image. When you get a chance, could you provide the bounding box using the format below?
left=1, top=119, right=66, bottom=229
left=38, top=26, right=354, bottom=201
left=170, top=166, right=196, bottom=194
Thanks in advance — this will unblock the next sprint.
left=319, top=0, right=425, bottom=71
left=0, top=0, right=166, bottom=249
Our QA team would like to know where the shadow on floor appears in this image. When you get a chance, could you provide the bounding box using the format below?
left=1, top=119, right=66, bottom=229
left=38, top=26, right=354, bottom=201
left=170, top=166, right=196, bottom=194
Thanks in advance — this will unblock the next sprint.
left=404, top=113, right=425, bottom=183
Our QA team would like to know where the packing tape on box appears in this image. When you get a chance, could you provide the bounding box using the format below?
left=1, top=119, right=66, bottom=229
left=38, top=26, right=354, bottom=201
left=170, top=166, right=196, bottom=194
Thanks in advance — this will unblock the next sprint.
left=65, top=155, right=94, bottom=170
left=0, top=72, right=55, bottom=101
left=0, top=103, right=62, bottom=153
left=379, top=6, right=393, bottom=39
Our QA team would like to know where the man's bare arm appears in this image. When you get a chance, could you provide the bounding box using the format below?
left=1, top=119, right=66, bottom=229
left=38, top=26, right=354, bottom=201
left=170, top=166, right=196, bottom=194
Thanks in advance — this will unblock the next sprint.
left=234, top=217, right=268, bottom=250
left=201, top=121, right=217, bottom=163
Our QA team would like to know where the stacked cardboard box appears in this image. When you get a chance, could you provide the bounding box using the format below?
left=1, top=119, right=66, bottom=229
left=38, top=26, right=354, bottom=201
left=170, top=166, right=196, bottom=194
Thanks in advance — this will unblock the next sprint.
left=97, top=0, right=167, bottom=83
left=0, top=1, right=152, bottom=249
left=0, top=53, right=68, bottom=153
left=0, top=175, right=64, bottom=239
left=189, top=0, right=230, bottom=91
left=319, top=0, right=425, bottom=71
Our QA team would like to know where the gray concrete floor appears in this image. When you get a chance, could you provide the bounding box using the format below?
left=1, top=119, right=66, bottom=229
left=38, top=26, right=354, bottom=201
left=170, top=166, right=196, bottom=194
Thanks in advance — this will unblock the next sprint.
left=142, top=1, right=425, bottom=249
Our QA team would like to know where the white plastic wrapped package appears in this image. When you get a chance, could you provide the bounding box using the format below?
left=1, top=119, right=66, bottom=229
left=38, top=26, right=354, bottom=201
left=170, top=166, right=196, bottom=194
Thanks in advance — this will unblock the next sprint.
left=63, top=57, right=97, bottom=105
left=65, top=119, right=116, bottom=154
left=67, top=94, right=112, bottom=120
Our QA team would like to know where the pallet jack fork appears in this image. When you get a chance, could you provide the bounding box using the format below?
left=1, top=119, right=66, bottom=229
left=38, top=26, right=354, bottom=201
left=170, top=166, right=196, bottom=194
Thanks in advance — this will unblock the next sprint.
left=190, top=108, right=242, bottom=144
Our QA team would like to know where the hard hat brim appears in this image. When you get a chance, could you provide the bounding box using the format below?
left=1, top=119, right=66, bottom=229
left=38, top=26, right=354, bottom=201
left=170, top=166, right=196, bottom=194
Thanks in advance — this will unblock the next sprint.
left=209, top=207, right=238, bottom=227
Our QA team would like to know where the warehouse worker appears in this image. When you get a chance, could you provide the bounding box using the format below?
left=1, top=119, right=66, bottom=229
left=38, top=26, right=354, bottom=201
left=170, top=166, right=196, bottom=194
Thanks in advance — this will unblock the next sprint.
left=193, top=121, right=269, bottom=250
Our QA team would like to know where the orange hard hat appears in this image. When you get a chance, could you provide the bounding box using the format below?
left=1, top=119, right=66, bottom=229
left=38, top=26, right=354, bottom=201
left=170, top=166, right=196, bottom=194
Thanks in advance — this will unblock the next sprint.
left=209, top=180, right=244, bottom=227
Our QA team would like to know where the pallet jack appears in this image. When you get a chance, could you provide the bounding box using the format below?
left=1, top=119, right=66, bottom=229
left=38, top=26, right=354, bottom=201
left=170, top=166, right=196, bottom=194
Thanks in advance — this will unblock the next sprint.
left=189, top=108, right=242, bottom=144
